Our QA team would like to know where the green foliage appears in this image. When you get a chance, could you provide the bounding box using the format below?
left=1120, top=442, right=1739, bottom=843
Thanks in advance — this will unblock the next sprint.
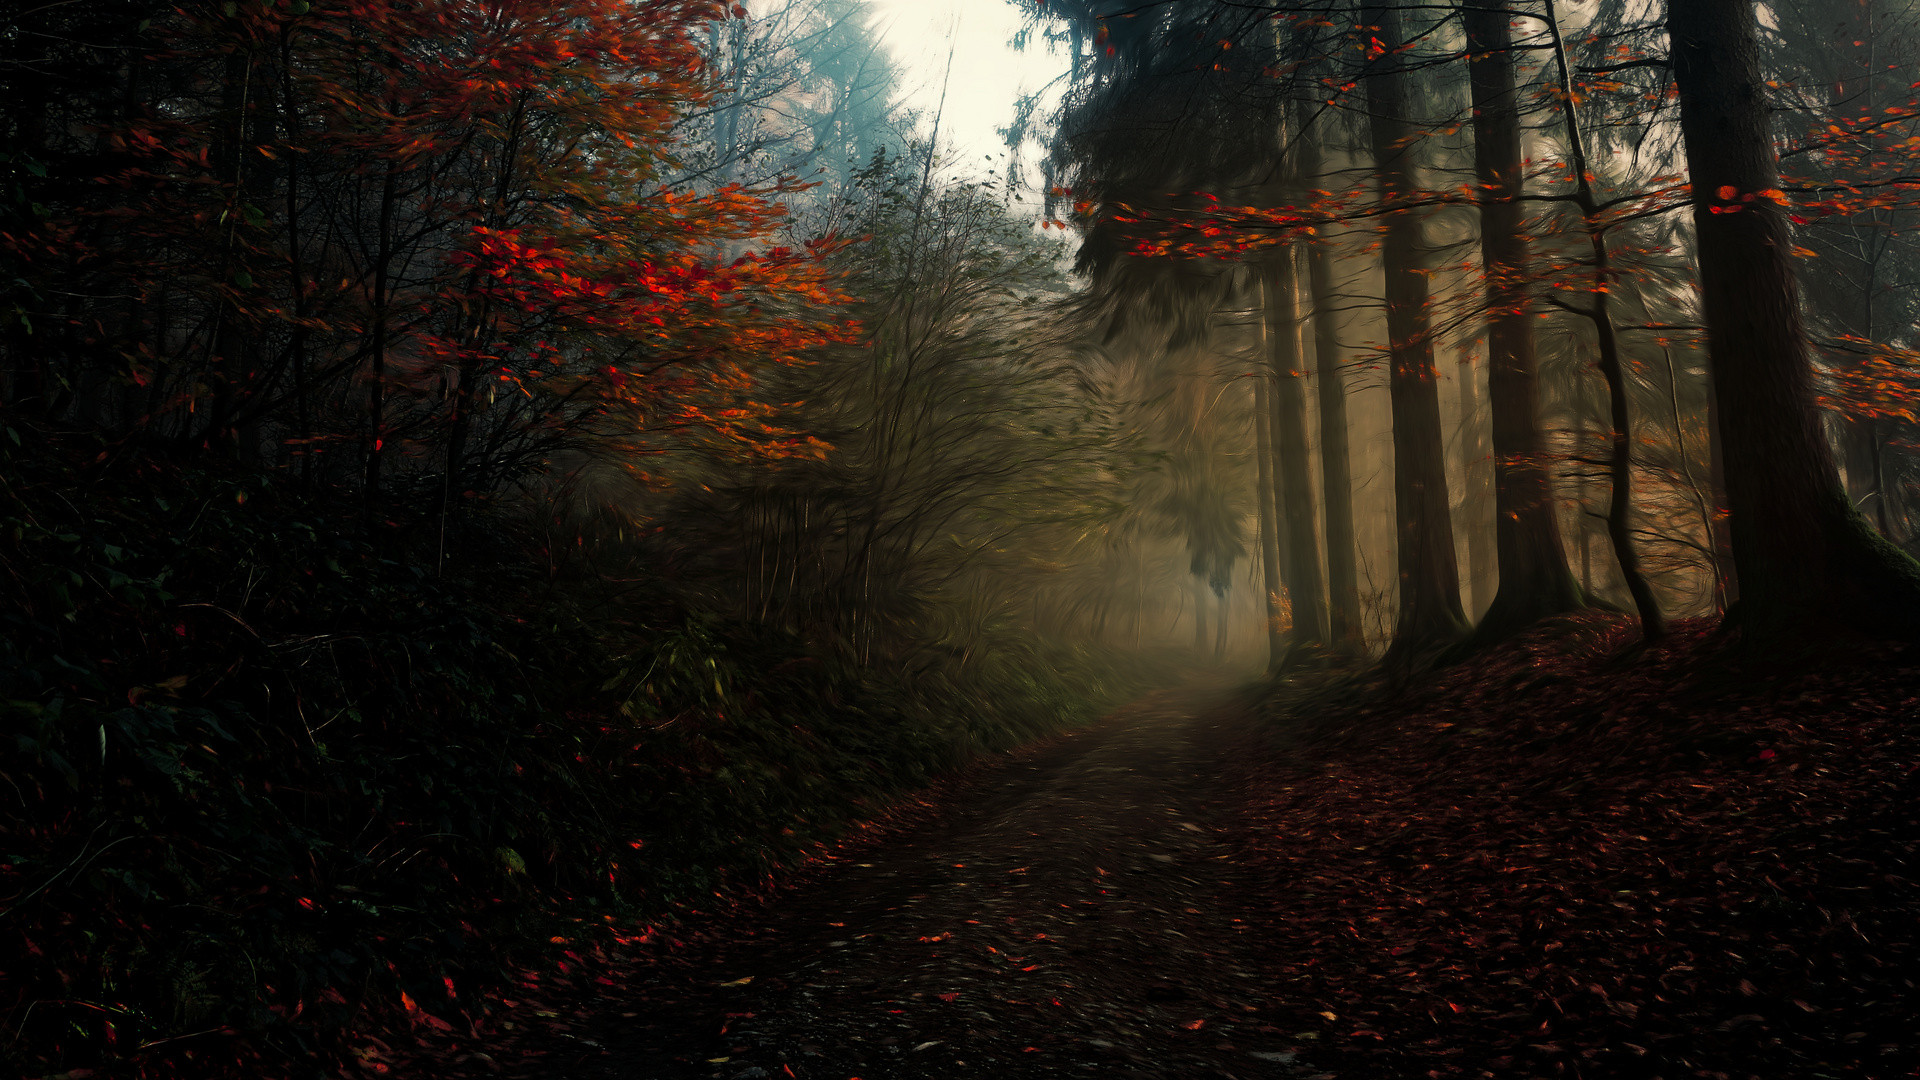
left=0, top=431, right=1148, bottom=1078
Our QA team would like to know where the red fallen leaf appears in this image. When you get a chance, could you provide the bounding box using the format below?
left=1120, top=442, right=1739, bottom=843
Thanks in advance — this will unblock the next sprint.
left=400, top=990, right=417, bottom=1013
left=1181, top=1019, right=1206, bottom=1030
left=938, top=993, right=959, bottom=1002
left=1020, top=965, right=1040, bottom=971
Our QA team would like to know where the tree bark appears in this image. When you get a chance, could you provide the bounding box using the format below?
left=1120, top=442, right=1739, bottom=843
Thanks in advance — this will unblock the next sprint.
left=1364, top=3, right=1468, bottom=664
left=1668, top=0, right=1920, bottom=637
left=1455, top=348, right=1495, bottom=619
left=1265, top=252, right=1329, bottom=650
left=1462, top=2, right=1586, bottom=644
left=1252, top=359, right=1288, bottom=667
left=1296, top=39, right=1364, bottom=653
left=1543, top=0, right=1664, bottom=641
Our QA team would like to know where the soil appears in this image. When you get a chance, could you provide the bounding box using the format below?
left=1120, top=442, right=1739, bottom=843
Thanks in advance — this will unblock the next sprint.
left=531, top=680, right=1323, bottom=1080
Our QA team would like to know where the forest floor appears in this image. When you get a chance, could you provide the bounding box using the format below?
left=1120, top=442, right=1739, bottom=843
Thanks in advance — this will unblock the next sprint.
left=509, top=677, right=1313, bottom=1080
left=384, top=617, right=1920, bottom=1080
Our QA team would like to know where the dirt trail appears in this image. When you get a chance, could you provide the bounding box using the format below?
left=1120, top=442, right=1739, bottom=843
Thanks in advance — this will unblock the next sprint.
left=537, top=683, right=1328, bottom=1080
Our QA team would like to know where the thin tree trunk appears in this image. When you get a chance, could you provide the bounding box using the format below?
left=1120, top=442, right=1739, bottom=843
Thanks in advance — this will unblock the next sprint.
left=1579, top=409, right=1594, bottom=594
left=1668, top=0, right=1920, bottom=637
left=1252, top=361, right=1288, bottom=667
left=1456, top=348, right=1494, bottom=619
left=1265, top=253, right=1328, bottom=650
left=1363, top=3, right=1467, bottom=665
left=1462, top=1, right=1586, bottom=644
left=1296, top=41, right=1364, bottom=653
left=1543, top=0, right=1664, bottom=640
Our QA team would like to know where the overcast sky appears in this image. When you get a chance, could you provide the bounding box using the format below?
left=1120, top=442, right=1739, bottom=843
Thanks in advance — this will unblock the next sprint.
left=863, top=0, right=1071, bottom=200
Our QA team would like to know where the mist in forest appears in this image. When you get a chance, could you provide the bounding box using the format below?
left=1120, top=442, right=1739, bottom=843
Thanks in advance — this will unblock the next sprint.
left=10, top=0, right=1920, bottom=1072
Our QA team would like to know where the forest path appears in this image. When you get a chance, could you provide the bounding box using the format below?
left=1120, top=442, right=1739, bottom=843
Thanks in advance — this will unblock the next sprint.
left=534, top=680, right=1326, bottom=1080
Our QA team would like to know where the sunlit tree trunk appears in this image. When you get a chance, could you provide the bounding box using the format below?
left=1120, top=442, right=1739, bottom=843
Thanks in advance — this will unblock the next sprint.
left=1455, top=348, right=1494, bottom=618
left=1264, top=251, right=1328, bottom=650
left=1363, top=3, right=1468, bottom=664
left=1462, top=2, right=1586, bottom=644
left=1669, top=0, right=1920, bottom=637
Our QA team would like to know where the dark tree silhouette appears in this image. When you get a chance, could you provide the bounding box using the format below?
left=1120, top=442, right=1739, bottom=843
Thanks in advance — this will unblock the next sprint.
left=1461, top=2, right=1589, bottom=644
left=1668, top=0, right=1920, bottom=637
left=1363, top=3, right=1468, bottom=662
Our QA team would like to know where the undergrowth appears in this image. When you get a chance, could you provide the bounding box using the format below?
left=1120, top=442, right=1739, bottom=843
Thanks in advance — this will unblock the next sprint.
left=0, top=429, right=1150, bottom=1078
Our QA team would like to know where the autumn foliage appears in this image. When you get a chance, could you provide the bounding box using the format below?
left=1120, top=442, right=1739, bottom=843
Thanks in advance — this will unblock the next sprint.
left=2, top=0, right=850, bottom=484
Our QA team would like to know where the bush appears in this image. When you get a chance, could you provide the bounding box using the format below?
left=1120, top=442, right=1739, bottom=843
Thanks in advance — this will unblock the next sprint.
left=0, top=428, right=1147, bottom=1077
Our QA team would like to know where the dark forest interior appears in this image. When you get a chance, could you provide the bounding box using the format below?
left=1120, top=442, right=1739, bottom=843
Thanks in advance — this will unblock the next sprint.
left=4, top=0, right=1919, bottom=1077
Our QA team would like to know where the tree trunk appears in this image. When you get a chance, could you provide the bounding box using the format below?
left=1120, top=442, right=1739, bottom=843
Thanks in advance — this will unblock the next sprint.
left=1364, top=3, right=1468, bottom=664
left=1668, top=0, right=1920, bottom=638
left=1456, top=348, right=1495, bottom=619
left=1544, top=0, right=1664, bottom=641
left=1252, top=361, right=1288, bottom=667
left=1265, top=252, right=1328, bottom=650
left=1462, top=2, right=1586, bottom=644
left=1296, top=40, right=1364, bottom=653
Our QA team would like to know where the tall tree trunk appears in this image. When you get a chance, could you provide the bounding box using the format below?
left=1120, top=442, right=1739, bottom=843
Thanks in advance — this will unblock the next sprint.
left=1544, top=0, right=1664, bottom=641
left=1668, top=0, right=1920, bottom=637
left=1252, top=363, right=1288, bottom=667
left=1296, top=42, right=1364, bottom=653
left=1265, top=252, right=1329, bottom=650
left=1456, top=348, right=1495, bottom=619
left=1363, top=3, right=1467, bottom=664
left=1462, top=2, right=1586, bottom=644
